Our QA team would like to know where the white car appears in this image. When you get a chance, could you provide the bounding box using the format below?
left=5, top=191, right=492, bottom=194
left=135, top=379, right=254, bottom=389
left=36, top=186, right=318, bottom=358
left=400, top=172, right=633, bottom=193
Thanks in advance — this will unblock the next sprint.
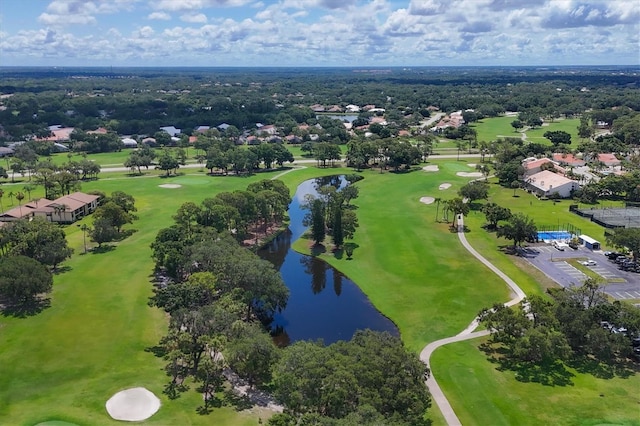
left=579, top=260, right=597, bottom=266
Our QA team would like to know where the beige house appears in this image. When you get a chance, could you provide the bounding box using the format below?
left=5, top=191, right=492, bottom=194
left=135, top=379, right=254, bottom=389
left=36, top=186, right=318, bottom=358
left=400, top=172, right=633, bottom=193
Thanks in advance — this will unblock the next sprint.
left=1, top=192, right=100, bottom=225
left=524, top=170, right=580, bottom=198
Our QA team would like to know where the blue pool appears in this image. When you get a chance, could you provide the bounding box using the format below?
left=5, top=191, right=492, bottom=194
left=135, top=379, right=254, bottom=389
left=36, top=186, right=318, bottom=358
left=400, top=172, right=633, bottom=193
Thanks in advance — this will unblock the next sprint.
left=537, top=231, right=572, bottom=241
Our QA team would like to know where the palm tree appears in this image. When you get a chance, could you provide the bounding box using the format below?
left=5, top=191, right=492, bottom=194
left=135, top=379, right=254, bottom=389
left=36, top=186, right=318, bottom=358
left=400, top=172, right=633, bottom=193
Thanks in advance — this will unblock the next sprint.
left=22, top=184, right=35, bottom=201
left=15, top=191, right=25, bottom=217
left=7, top=191, right=14, bottom=206
left=0, top=188, right=4, bottom=212
left=53, top=203, right=69, bottom=222
left=434, top=197, right=442, bottom=222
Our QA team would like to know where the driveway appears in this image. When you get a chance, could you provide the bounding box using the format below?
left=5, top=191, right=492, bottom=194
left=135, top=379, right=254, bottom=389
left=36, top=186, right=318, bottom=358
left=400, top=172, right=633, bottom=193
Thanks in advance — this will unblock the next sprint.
left=520, top=244, right=640, bottom=300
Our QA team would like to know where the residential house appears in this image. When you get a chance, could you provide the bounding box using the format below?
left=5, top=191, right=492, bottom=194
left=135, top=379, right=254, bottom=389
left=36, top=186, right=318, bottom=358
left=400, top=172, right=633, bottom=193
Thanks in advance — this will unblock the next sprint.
left=159, top=126, right=181, bottom=137
left=31, top=192, right=100, bottom=224
left=345, top=104, right=360, bottom=113
left=286, top=135, right=302, bottom=144
left=597, top=153, right=621, bottom=167
left=87, top=127, right=108, bottom=135
left=521, top=157, right=565, bottom=177
left=37, top=127, right=74, bottom=142
left=0, top=205, right=35, bottom=222
left=122, top=137, right=138, bottom=148
left=552, top=153, right=586, bottom=167
left=0, top=146, right=14, bottom=157
left=195, top=125, right=211, bottom=133
left=258, top=125, right=277, bottom=136
left=524, top=170, right=580, bottom=198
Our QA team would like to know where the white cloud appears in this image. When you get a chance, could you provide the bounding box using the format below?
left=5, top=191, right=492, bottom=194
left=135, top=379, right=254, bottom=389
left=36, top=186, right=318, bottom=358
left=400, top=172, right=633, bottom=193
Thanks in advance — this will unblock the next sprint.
left=38, top=13, right=97, bottom=25
left=148, top=12, right=171, bottom=20
left=153, top=0, right=253, bottom=11
left=181, top=13, right=208, bottom=23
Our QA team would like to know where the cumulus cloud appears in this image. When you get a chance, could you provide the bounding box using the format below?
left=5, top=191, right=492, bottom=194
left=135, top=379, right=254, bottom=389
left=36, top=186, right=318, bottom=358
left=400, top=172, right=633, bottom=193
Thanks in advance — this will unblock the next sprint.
left=461, top=21, right=494, bottom=33
left=541, top=1, right=640, bottom=28
left=38, top=0, right=135, bottom=26
left=148, top=11, right=171, bottom=20
left=408, top=0, right=447, bottom=16
left=153, top=0, right=253, bottom=11
left=181, top=13, right=208, bottom=23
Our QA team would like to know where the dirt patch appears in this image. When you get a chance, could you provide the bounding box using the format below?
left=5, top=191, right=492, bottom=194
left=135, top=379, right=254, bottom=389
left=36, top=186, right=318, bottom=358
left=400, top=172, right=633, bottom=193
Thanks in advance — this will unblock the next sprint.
left=106, top=387, right=161, bottom=422
left=456, top=172, right=483, bottom=177
left=439, top=183, right=452, bottom=190
left=159, top=184, right=182, bottom=189
left=420, top=197, right=435, bottom=204
left=422, top=165, right=439, bottom=172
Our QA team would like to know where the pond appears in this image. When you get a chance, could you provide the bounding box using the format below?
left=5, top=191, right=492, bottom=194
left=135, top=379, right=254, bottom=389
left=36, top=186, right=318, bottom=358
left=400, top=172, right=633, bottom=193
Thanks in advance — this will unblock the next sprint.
left=258, top=176, right=399, bottom=346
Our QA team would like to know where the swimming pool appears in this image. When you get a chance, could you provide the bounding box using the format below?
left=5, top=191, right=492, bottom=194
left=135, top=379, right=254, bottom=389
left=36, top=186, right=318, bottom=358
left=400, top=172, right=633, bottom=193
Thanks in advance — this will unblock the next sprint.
left=537, top=231, right=572, bottom=241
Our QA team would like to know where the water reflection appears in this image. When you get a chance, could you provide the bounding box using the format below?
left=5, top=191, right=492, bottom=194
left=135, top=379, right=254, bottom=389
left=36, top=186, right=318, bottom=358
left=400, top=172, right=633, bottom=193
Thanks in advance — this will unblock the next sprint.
left=258, top=176, right=399, bottom=345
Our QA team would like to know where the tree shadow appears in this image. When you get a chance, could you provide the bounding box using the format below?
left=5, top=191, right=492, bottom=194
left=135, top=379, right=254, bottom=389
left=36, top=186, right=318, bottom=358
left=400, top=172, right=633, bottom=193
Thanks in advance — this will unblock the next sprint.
left=144, top=344, right=167, bottom=358
left=1, top=297, right=51, bottom=318
left=163, top=381, right=189, bottom=400
left=567, top=355, right=639, bottom=380
left=311, top=244, right=327, bottom=257
left=52, top=265, right=72, bottom=275
left=91, top=245, right=115, bottom=254
left=333, top=248, right=344, bottom=259
left=480, top=342, right=575, bottom=387
left=222, top=388, right=253, bottom=411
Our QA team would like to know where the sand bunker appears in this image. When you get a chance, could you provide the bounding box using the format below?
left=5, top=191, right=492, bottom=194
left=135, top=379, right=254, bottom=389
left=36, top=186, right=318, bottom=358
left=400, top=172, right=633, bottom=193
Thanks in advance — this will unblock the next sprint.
left=467, top=163, right=477, bottom=168
left=106, top=387, right=161, bottom=422
left=158, top=184, right=181, bottom=189
left=439, top=183, right=452, bottom=190
left=422, top=165, right=439, bottom=172
left=420, top=197, right=435, bottom=205
left=456, top=172, right=483, bottom=177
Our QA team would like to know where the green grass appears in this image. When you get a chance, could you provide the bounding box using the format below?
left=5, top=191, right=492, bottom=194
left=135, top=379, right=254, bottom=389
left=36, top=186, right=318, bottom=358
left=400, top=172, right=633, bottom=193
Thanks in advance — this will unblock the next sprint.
left=430, top=338, right=640, bottom=426
left=471, top=116, right=523, bottom=143
left=293, top=164, right=512, bottom=353
left=1, top=161, right=637, bottom=425
left=0, top=170, right=289, bottom=425
left=471, top=116, right=582, bottom=147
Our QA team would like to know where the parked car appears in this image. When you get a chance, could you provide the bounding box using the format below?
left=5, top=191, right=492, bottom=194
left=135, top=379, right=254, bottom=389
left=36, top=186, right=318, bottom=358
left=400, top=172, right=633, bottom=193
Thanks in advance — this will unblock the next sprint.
left=553, top=241, right=566, bottom=251
left=579, top=260, right=597, bottom=266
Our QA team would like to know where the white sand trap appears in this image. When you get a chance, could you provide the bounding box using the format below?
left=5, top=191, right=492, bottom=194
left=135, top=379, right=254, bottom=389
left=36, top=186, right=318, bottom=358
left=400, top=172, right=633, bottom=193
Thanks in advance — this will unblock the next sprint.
left=456, top=172, right=483, bottom=177
left=467, top=163, right=477, bottom=168
left=158, top=184, right=181, bottom=189
left=106, top=387, right=161, bottom=422
left=439, top=183, right=452, bottom=190
left=420, top=197, right=435, bottom=204
left=422, top=165, right=439, bottom=172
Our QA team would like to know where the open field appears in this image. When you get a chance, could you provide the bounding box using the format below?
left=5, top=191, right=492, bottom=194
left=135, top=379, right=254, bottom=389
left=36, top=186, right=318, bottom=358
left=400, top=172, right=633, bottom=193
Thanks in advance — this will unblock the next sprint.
left=431, top=338, right=640, bottom=426
left=0, top=169, right=291, bottom=425
left=471, top=116, right=582, bottom=147
left=294, top=159, right=639, bottom=424
left=294, top=161, right=514, bottom=352
left=1, top=160, right=637, bottom=425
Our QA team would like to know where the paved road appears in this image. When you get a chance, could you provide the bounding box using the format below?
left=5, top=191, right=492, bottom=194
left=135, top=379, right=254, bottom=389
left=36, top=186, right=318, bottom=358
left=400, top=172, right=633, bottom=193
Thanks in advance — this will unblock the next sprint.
left=97, top=154, right=483, bottom=174
left=419, top=221, right=526, bottom=426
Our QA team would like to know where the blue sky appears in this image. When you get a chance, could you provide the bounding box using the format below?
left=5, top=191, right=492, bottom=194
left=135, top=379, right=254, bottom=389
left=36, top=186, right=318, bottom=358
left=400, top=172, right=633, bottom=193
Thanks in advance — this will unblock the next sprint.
left=0, top=0, right=638, bottom=67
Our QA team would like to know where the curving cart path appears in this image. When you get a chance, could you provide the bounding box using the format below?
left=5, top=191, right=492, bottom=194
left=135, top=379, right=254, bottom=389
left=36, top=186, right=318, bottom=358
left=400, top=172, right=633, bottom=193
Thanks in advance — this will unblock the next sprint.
left=419, top=219, right=526, bottom=426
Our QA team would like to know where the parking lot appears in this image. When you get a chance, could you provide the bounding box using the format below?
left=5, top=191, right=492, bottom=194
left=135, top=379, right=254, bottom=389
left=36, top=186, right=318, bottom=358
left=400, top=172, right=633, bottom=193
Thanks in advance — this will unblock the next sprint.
left=520, top=244, right=640, bottom=300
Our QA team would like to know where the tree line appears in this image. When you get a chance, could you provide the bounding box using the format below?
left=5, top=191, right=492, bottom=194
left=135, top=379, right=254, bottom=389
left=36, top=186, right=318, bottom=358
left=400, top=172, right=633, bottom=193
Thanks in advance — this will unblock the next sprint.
left=479, top=280, right=640, bottom=375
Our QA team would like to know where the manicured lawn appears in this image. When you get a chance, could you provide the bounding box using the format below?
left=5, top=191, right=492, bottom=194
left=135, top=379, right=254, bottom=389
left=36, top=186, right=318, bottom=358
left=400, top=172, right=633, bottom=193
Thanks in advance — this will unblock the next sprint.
left=0, top=170, right=287, bottom=425
left=471, top=116, right=523, bottom=142
left=430, top=338, right=640, bottom=426
left=293, top=163, right=512, bottom=353
left=525, top=118, right=581, bottom=147
left=471, top=116, right=582, bottom=148
left=1, top=160, right=636, bottom=425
